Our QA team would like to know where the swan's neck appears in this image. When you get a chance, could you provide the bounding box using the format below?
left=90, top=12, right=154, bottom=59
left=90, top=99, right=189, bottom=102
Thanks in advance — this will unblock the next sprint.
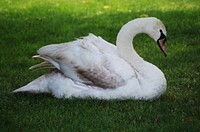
left=116, top=19, right=149, bottom=69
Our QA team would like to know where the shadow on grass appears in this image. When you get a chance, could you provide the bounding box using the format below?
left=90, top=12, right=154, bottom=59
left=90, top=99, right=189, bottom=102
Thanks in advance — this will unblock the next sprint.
left=0, top=9, right=199, bottom=44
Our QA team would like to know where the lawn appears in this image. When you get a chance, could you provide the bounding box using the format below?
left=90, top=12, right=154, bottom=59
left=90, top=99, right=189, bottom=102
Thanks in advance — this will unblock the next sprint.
left=0, top=0, right=200, bottom=131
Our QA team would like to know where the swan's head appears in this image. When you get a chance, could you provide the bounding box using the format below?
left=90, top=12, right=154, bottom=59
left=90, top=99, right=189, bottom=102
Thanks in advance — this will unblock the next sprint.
left=145, top=17, right=167, bottom=56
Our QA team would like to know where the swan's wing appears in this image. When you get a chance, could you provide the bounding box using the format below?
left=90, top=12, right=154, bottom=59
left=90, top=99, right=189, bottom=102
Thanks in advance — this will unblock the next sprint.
left=32, top=34, right=126, bottom=89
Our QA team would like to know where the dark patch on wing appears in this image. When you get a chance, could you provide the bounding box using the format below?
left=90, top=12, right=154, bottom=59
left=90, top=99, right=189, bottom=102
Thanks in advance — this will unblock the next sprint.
left=77, top=67, right=125, bottom=89
left=55, top=55, right=64, bottom=60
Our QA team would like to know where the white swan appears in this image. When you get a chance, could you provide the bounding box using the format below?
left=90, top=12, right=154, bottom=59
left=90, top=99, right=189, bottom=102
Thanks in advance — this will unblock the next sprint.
left=13, top=17, right=167, bottom=100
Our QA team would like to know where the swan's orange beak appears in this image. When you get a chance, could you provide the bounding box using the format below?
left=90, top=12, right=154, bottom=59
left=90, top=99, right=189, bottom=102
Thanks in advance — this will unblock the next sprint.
left=157, top=30, right=167, bottom=57
left=157, top=37, right=167, bottom=57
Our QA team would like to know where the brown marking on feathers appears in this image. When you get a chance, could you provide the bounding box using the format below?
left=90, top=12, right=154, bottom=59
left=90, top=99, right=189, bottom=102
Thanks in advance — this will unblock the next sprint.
left=76, top=67, right=125, bottom=89
left=55, top=55, right=64, bottom=60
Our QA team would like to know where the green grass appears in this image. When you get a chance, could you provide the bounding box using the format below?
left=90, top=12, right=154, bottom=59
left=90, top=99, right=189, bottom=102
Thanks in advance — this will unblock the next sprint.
left=0, top=0, right=200, bottom=131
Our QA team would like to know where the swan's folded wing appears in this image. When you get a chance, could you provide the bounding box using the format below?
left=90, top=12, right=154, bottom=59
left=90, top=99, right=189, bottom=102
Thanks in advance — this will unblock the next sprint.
left=75, top=64, right=125, bottom=89
left=33, top=34, right=125, bottom=89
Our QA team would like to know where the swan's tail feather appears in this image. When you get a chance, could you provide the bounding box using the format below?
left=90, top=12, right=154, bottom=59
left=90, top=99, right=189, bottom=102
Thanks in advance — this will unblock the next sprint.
left=30, top=55, right=60, bottom=70
left=13, top=75, right=49, bottom=93
left=29, top=61, right=54, bottom=70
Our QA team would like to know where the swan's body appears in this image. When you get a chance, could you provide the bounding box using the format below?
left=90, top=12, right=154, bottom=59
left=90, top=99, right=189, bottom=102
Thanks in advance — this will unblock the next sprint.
left=14, top=17, right=167, bottom=100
